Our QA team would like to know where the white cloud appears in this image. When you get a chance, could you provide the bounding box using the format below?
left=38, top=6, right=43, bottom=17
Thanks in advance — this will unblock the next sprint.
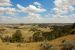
left=70, top=0, right=75, bottom=5
left=0, top=0, right=12, bottom=6
left=0, top=16, right=40, bottom=23
left=48, top=17, right=74, bottom=23
left=53, top=0, right=75, bottom=16
left=0, top=7, right=16, bottom=15
left=0, top=2, right=46, bottom=23
left=0, top=0, right=10, bottom=3
left=1, top=16, right=75, bottom=23
left=17, top=3, right=46, bottom=19
left=33, top=2, right=42, bottom=8
left=33, top=2, right=41, bottom=6
left=27, top=13, right=42, bottom=19
left=17, top=4, right=25, bottom=9
left=0, top=16, right=20, bottom=24
left=0, top=0, right=75, bottom=23
left=0, top=0, right=16, bottom=15
left=17, top=4, right=46, bottom=13
left=43, top=0, right=75, bottom=23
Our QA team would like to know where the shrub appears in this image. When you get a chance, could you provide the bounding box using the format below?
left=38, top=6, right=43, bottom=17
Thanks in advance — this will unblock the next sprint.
left=40, top=42, right=54, bottom=50
left=12, top=30, right=23, bottom=43
left=61, top=44, right=74, bottom=50
left=1, top=36, right=12, bottom=42
left=70, top=30, right=75, bottom=34
left=61, top=41, right=75, bottom=50
left=33, top=32, right=43, bottom=42
left=72, top=23, right=75, bottom=29
left=29, top=27, right=40, bottom=32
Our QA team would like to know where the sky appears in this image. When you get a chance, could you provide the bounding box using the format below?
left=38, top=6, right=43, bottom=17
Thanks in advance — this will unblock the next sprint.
left=0, top=0, right=75, bottom=23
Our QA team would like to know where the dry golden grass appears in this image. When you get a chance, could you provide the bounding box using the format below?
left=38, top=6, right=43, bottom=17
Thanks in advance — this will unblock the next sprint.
left=0, top=25, right=52, bottom=38
left=0, top=25, right=75, bottom=50
left=0, top=34, right=75, bottom=50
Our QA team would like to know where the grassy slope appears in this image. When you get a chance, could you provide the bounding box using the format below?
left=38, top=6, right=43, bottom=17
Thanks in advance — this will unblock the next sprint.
left=0, top=34, right=75, bottom=50
left=0, top=25, right=75, bottom=50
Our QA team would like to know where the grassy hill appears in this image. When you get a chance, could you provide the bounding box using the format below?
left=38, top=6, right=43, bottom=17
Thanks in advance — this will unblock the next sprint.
left=0, top=34, right=75, bottom=50
left=0, top=23, right=75, bottom=50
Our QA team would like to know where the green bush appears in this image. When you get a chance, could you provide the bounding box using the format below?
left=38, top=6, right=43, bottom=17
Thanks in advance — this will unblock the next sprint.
left=1, top=36, right=12, bottom=42
left=40, top=42, right=54, bottom=50
left=72, top=23, right=75, bottom=29
left=0, top=30, right=24, bottom=43
left=33, top=32, right=43, bottom=42
left=61, top=41, right=75, bottom=50
left=12, top=30, right=24, bottom=43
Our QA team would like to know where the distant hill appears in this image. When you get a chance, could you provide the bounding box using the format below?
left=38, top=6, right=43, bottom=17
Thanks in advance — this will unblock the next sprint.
left=0, top=23, right=73, bottom=26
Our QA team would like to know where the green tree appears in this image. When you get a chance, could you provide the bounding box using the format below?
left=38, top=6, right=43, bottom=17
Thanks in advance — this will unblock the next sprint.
left=1, top=36, right=12, bottom=42
left=72, top=23, right=75, bottom=29
left=33, top=32, right=43, bottom=42
left=12, top=30, right=23, bottom=43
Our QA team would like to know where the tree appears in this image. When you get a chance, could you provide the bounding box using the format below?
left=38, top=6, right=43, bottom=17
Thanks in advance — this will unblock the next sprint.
left=1, top=36, right=12, bottom=42
left=72, top=23, right=75, bottom=29
left=33, top=32, right=43, bottom=42
left=40, top=42, right=54, bottom=50
left=12, top=30, right=23, bottom=43
left=29, top=27, right=40, bottom=32
left=42, top=32, right=51, bottom=40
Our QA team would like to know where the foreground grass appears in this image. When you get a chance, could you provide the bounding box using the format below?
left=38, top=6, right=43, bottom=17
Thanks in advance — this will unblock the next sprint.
left=0, top=34, right=75, bottom=50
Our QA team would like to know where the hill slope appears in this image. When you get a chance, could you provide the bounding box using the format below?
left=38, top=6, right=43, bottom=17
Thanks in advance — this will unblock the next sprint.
left=0, top=34, right=75, bottom=50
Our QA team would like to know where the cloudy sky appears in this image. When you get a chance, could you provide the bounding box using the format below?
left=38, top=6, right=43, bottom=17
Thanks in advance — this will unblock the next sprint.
left=0, top=0, right=75, bottom=23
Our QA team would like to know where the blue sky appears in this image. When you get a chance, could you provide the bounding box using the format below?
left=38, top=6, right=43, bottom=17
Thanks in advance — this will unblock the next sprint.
left=11, top=0, right=55, bottom=17
left=0, top=0, right=75, bottom=23
left=11, top=0, right=54, bottom=9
